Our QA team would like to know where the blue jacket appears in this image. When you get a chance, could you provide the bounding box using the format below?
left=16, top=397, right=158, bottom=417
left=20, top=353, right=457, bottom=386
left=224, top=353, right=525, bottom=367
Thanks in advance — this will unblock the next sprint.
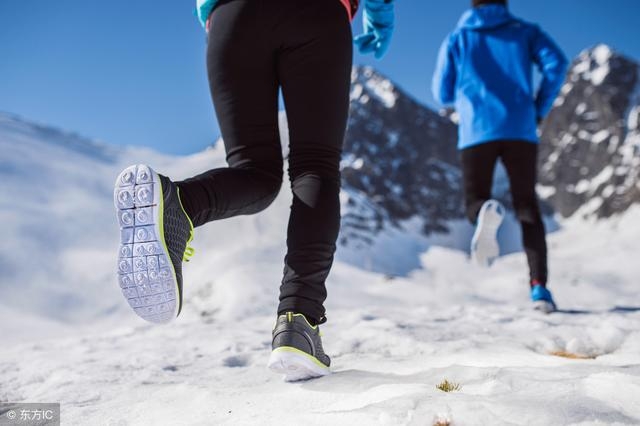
left=432, top=5, right=569, bottom=150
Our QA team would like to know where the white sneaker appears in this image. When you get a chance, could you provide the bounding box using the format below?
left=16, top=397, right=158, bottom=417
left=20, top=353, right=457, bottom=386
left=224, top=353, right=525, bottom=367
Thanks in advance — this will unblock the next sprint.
left=471, top=199, right=505, bottom=266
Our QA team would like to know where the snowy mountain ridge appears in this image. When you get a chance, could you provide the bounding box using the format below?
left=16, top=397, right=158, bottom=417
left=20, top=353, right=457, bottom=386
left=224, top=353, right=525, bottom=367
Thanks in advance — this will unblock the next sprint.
left=540, top=44, right=640, bottom=218
left=345, top=66, right=462, bottom=235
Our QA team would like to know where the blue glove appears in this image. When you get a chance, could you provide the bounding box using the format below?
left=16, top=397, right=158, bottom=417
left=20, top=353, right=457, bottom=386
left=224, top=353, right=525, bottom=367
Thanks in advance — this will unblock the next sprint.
left=354, top=0, right=395, bottom=60
left=196, top=0, right=218, bottom=29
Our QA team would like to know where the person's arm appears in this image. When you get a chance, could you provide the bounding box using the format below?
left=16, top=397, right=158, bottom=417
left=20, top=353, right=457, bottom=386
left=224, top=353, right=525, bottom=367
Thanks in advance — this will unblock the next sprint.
left=354, top=0, right=395, bottom=60
left=531, top=26, right=569, bottom=121
left=431, top=35, right=457, bottom=106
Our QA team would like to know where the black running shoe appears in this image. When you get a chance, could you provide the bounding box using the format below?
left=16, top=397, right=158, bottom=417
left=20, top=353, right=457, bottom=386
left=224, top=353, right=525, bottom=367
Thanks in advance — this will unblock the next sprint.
left=267, top=312, right=331, bottom=381
left=114, top=164, right=194, bottom=324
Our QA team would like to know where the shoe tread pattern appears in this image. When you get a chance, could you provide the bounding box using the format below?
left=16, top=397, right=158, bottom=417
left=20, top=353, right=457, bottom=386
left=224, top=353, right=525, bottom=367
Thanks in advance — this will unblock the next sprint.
left=114, top=165, right=177, bottom=323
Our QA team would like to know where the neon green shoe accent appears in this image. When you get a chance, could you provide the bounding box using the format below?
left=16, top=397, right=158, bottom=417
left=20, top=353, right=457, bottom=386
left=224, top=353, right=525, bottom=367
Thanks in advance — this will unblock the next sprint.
left=177, top=187, right=195, bottom=262
left=280, top=312, right=319, bottom=330
left=155, top=175, right=193, bottom=316
left=274, top=312, right=320, bottom=331
left=271, top=346, right=330, bottom=370
left=290, top=313, right=318, bottom=330
left=183, top=246, right=195, bottom=261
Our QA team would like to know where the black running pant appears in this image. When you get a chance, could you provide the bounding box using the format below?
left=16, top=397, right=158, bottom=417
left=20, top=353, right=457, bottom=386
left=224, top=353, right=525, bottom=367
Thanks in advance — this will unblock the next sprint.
left=460, top=141, right=548, bottom=285
left=176, top=0, right=353, bottom=323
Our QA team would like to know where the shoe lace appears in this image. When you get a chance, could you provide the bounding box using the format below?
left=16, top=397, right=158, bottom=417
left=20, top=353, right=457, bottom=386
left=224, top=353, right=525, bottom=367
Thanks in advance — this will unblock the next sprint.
left=183, top=244, right=195, bottom=262
left=182, top=224, right=195, bottom=262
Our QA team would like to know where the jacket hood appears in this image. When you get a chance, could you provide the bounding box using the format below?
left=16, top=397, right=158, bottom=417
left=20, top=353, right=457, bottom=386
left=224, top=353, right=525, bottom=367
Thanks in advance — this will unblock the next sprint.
left=457, top=4, right=514, bottom=30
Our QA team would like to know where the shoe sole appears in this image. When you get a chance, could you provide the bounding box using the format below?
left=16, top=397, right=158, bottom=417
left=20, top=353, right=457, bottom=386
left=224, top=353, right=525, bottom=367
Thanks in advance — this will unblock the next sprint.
left=114, top=164, right=179, bottom=324
left=267, top=347, right=330, bottom=382
left=471, top=200, right=505, bottom=266
left=533, top=300, right=556, bottom=314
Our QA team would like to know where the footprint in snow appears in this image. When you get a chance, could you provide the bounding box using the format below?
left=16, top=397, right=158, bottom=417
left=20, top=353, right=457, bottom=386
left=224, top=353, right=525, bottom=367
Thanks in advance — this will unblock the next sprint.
left=223, top=355, right=249, bottom=368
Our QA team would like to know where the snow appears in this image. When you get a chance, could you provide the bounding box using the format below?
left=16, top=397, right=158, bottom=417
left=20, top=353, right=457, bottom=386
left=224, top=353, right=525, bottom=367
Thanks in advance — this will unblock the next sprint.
left=570, top=166, right=615, bottom=196
left=592, top=167, right=615, bottom=192
left=357, top=66, right=399, bottom=109
left=574, top=179, right=590, bottom=194
left=574, top=44, right=614, bottom=87
left=578, top=130, right=590, bottom=140
left=536, top=185, right=556, bottom=199
left=560, top=132, right=576, bottom=147
left=449, top=111, right=460, bottom=125
left=365, top=78, right=398, bottom=109
left=629, top=106, right=640, bottom=131
left=350, top=83, right=364, bottom=101
left=1, top=113, right=640, bottom=425
left=553, top=83, right=572, bottom=107
left=574, top=196, right=604, bottom=217
left=592, top=129, right=610, bottom=144
left=589, top=44, right=613, bottom=86
left=342, top=154, right=365, bottom=170
left=625, top=66, right=640, bottom=132
left=602, top=185, right=615, bottom=198
left=620, top=67, right=640, bottom=165
left=572, top=60, right=590, bottom=75
left=593, top=44, right=613, bottom=67
left=591, top=66, right=611, bottom=86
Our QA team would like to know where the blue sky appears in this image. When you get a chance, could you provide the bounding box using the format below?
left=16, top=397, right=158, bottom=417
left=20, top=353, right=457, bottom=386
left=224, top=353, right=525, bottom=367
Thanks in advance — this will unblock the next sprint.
left=1, top=0, right=639, bottom=155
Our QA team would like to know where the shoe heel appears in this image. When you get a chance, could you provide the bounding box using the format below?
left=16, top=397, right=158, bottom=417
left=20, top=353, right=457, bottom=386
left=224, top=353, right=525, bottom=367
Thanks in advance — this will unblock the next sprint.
left=268, top=347, right=330, bottom=382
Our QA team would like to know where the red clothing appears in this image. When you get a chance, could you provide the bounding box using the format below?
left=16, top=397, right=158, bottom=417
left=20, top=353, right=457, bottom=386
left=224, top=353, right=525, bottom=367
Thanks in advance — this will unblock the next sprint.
left=339, top=0, right=354, bottom=20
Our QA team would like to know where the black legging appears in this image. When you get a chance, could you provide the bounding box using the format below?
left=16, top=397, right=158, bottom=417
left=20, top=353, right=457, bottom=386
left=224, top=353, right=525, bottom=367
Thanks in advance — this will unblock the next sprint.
left=461, top=140, right=548, bottom=286
left=176, top=0, right=353, bottom=324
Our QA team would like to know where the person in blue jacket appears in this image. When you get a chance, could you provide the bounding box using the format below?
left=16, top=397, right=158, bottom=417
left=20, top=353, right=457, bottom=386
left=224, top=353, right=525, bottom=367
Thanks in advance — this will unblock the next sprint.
left=432, top=0, right=568, bottom=313
left=113, top=0, right=394, bottom=382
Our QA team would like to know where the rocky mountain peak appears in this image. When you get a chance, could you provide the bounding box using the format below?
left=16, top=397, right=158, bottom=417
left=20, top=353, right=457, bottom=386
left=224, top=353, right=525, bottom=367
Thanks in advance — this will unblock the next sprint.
left=340, top=66, right=462, bottom=248
left=539, top=44, right=640, bottom=218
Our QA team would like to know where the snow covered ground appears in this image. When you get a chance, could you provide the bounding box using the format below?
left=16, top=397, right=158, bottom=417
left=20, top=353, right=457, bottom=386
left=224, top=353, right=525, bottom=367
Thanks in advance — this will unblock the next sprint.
left=1, top=113, right=640, bottom=425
